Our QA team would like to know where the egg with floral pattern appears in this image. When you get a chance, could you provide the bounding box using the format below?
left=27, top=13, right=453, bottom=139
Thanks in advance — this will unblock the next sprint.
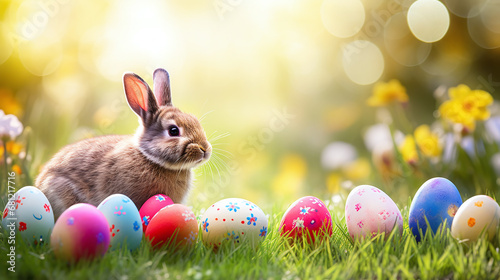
left=51, top=203, right=110, bottom=262
left=451, top=195, right=500, bottom=242
left=279, top=196, right=333, bottom=243
left=145, top=204, right=198, bottom=249
left=408, top=177, right=462, bottom=242
left=201, top=198, right=268, bottom=250
left=1, top=186, right=54, bottom=245
left=139, top=194, right=174, bottom=233
left=345, top=185, right=403, bottom=240
left=97, top=194, right=142, bottom=251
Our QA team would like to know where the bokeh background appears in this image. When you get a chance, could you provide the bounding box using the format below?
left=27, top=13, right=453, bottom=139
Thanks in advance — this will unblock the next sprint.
left=1, top=0, right=500, bottom=211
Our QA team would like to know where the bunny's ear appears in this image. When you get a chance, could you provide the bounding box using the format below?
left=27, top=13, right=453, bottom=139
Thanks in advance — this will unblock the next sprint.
left=123, top=73, right=159, bottom=119
left=153, top=68, right=172, bottom=106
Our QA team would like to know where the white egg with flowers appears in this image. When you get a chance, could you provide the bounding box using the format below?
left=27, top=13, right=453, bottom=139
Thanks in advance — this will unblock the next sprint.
left=1, top=186, right=54, bottom=245
left=345, top=185, right=403, bottom=240
left=201, top=198, right=268, bottom=249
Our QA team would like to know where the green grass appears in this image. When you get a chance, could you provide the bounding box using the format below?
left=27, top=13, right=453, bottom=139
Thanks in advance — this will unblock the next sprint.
left=1, top=203, right=500, bottom=280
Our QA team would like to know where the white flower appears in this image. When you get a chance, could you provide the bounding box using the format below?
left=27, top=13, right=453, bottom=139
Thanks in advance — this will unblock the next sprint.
left=299, top=206, right=311, bottom=215
left=321, top=142, right=357, bottom=170
left=0, top=110, right=23, bottom=140
left=292, top=217, right=305, bottom=228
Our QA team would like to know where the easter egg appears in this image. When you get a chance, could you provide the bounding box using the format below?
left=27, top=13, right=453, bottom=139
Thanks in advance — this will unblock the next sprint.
left=201, top=198, right=268, bottom=249
left=345, top=185, right=403, bottom=240
left=145, top=204, right=198, bottom=249
left=139, top=194, right=174, bottom=232
left=408, top=177, right=462, bottom=241
left=279, top=196, right=332, bottom=243
left=451, top=195, right=500, bottom=242
left=97, top=194, right=142, bottom=250
left=51, top=203, right=110, bottom=262
left=1, top=186, right=54, bottom=245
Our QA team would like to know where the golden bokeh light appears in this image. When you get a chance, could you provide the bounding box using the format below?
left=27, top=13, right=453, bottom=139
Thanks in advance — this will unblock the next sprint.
left=321, top=0, right=365, bottom=38
left=407, top=0, right=450, bottom=43
left=342, top=40, right=384, bottom=85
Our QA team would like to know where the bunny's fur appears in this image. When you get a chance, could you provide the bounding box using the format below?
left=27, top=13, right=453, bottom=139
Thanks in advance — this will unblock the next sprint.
left=36, top=69, right=211, bottom=219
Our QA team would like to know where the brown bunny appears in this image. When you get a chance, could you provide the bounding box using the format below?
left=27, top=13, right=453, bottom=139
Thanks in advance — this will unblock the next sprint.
left=36, top=68, right=212, bottom=219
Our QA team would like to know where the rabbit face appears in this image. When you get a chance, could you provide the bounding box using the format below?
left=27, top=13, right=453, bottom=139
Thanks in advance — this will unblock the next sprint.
left=137, top=106, right=212, bottom=170
left=124, top=68, right=211, bottom=171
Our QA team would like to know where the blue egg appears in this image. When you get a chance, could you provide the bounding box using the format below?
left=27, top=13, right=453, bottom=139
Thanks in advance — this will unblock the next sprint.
left=97, top=194, right=143, bottom=250
left=408, top=177, right=462, bottom=241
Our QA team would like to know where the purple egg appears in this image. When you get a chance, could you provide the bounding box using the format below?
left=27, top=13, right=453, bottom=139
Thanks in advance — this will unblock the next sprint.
left=51, top=203, right=110, bottom=262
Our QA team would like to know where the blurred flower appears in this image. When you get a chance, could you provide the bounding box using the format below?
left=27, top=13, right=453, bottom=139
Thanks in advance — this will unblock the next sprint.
left=367, top=80, right=408, bottom=107
left=399, top=135, right=418, bottom=165
left=321, top=142, right=357, bottom=170
left=442, top=133, right=457, bottom=164
left=12, top=164, right=22, bottom=175
left=326, top=172, right=342, bottom=193
left=0, top=141, right=23, bottom=158
left=0, top=89, right=23, bottom=117
left=485, top=116, right=500, bottom=145
left=342, top=158, right=371, bottom=181
left=414, top=125, right=442, bottom=158
left=439, top=85, right=493, bottom=132
left=372, top=143, right=399, bottom=178
left=0, top=110, right=23, bottom=140
left=272, top=154, right=307, bottom=197
left=364, top=123, right=404, bottom=152
left=399, top=125, right=442, bottom=164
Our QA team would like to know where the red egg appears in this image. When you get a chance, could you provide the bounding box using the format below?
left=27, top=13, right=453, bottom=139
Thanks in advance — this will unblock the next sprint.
left=145, top=204, right=198, bottom=249
left=139, top=194, right=174, bottom=232
left=279, top=196, right=333, bottom=243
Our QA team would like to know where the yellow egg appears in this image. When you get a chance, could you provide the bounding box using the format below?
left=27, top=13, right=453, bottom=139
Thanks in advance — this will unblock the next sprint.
left=451, top=195, right=500, bottom=242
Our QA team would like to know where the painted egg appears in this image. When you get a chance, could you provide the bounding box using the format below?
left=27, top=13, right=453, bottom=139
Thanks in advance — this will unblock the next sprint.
left=97, top=194, right=142, bottom=251
left=201, top=198, right=268, bottom=249
left=139, top=194, right=174, bottom=232
left=1, top=186, right=54, bottom=245
left=51, top=203, right=110, bottom=262
left=451, top=195, right=500, bottom=242
left=145, top=204, right=198, bottom=249
left=408, top=177, right=462, bottom=241
left=279, top=196, right=332, bottom=243
left=345, top=185, right=403, bottom=240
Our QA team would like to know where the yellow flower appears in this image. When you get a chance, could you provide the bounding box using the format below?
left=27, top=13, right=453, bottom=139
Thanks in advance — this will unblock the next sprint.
left=367, top=80, right=409, bottom=107
left=439, top=84, right=493, bottom=131
left=342, top=158, right=371, bottom=181
left=272, top=154, right=307, bottom=197
left=0, top=89, right=23, bottom=117
left=326, top=172, right=342, bottom=193
left=414, top=125, right=442, bottom=157
left=399, top=135, right=418, bottom=165
left=0, top=141, right=23, bottom=157
left=12, top=164, right=22, bottom=175
left=399, top=125, right=442, bottom=164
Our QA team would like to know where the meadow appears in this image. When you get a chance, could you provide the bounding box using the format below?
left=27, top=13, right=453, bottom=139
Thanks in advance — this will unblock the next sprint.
left=2, top=1, right=500, bottom=279
left=1, top=202, right=500, bottom=280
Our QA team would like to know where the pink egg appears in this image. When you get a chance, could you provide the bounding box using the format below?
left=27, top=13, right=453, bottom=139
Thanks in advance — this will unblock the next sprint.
left=139, top=194, right=174, bottom=232
left=345, top=185, right=403, bottom=240
left=50, top=203, right=110, bottom=262
left=279, top=196, right=333, bottom=243
left=145, top=204, right=198, bottom=249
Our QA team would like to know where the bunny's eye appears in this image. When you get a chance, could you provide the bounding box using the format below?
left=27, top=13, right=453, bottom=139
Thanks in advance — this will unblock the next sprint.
left=167, top=125, right=180, bottom=137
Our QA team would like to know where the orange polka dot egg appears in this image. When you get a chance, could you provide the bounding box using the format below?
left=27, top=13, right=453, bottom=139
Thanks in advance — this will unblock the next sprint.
left=451, top=195, right=500, bottom=242
left=201, top=198, right=268, bottom=250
